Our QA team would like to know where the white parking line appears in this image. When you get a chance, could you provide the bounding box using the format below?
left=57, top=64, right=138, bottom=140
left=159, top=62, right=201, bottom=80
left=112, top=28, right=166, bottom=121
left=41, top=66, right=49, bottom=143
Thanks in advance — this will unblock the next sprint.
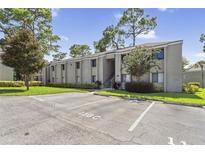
left=66, top=98, right=119, bottom=111
left=29, top=96, right=44, bottom=102
left=128, top=101, right=156, bottom=132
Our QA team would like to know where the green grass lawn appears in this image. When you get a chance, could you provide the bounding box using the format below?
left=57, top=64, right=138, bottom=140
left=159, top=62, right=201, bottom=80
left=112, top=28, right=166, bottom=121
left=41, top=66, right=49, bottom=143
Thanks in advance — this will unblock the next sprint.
left=95, top=89, right=205, bottom=106
left=0, top=86, right=89, bottom=96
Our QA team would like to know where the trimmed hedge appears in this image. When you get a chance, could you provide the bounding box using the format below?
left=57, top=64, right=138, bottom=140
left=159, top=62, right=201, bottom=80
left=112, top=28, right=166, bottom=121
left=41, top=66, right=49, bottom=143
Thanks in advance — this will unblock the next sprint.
left=125, top=82, right=155, bottom=93
left=0, top=81, right=24, bottom=87
left=0, top=81, right=43, bottom=87
left=29, top=81, right=43, bottom=86
left=47, top=82, right=97, bottom=89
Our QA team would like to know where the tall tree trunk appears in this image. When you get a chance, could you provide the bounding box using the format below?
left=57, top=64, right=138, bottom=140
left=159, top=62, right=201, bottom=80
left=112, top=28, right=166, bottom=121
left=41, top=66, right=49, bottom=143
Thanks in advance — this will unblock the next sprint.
left=133, top=34, right=135, bottom=46
left=25, top=75, right=30, bottom=91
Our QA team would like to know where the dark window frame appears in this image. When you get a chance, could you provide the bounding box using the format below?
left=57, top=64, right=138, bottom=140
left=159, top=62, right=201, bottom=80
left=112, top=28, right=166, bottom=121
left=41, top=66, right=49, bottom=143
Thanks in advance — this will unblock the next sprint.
left=152, top=73, right=158, bottom=83
left=76, top=62, right=80, bottom=69
left=153, top=49, right=164, bottom=60
left=51, top=66, right=55, bottom=71
left=61, top=64, right=65, bottom=70
left=91, top=59, right=96, bottom=67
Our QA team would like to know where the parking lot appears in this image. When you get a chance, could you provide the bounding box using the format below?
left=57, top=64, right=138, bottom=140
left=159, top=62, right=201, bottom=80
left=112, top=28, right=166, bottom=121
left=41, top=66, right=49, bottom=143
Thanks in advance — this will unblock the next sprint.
left=0, top=92, right=205, bottom=144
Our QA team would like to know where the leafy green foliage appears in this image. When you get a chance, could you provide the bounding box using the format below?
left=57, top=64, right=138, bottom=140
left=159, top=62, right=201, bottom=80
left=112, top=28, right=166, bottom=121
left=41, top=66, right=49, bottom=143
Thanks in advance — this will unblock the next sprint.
left=187, top=82, right=200, bottom=88
left=182, top=57, right=189, bottom=72
left=118, top=8, right=157, bottom=46
left=184, top=83, right=199, bottom=94
left=0, top=81, right=24, bottom=87
left=200, top=33, right=205, bottom=52
left=125, top=82, right=155, bottom=93
left=0, top=81, right=43, bottom=87
left=94, top=25, right=124, bottom=52
left=192, top=60, right=205, bottom=87
left=123, top=47, right=160, bottom=81
left=1, top=28, right=45, bottom=90
left=69, top=44, right=91, bottom=57
left=0, top=8, right=60, bottom=54
left=52, top=52, right=67, bottom=61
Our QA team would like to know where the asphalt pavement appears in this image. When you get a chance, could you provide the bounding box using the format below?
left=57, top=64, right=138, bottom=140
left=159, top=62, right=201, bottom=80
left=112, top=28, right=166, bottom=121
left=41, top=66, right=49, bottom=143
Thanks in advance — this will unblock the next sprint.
left=0, top=92, right=205, bottom=144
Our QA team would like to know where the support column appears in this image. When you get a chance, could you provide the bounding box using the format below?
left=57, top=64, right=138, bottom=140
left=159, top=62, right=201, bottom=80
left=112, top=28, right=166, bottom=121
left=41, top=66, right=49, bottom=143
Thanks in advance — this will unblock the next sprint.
left=115, top=54, right=121, bottom=82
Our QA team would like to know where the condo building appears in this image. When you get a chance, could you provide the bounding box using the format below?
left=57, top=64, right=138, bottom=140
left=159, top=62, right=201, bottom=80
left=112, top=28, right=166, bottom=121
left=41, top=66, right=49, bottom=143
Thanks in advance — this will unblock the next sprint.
left=42, top=40, right=183, bottom=92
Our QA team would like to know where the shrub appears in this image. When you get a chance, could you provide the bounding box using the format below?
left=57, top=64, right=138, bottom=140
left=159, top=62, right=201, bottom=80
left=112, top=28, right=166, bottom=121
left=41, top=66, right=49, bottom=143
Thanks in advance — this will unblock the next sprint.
left=184, top=83, right=199, bottom=94
left=47, top=82, right=97, bottom=89
left=112, top=82, right=121, bottom=90
left=95, top=81, right=102, bottom=89
left=29, top=81, right=43, bottom=86
left=0, top=81, right=24, bottom=87
left=125, top=82, right=155, bottom=93
left=187, top=82, right=200, bottom=88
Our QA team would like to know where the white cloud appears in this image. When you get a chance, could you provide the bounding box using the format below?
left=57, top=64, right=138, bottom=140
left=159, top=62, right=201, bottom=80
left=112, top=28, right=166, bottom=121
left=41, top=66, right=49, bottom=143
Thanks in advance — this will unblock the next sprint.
left=158, top=8, right=167, bottom=12
left=52, top=8, right=60, bottom=17
left=114, top=13, right=123, bottom=20
left=60, top=35, right=69, bottom=41
left=137, top=30, right=157, bottom=39
left=158, top=8, right=176, bottom=13
left=195, top=52, right=205, bottom=58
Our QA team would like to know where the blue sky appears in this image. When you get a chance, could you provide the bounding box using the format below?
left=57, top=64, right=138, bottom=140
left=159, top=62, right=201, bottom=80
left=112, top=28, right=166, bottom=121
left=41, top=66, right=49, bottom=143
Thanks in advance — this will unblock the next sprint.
left=51, top=8, right=205, bottom=64
left=0, top=8, right=204, bottom=64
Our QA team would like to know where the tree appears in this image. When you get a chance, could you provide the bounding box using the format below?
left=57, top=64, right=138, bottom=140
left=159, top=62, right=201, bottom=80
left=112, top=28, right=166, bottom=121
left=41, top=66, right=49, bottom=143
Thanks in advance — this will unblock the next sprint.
left=118, top=8, right=157, bottom=46
left=0, top=8, right=60, bottom=54
left=192, top=60, right=205, bottom=87
left=69, top=44, right=91, bottom=57
left=93, top=39, right=108, bottom=53
left=1, top=28, right=45, bottom=90
left=123, top=46, right=160, bottom=81
left=94, top=25, right=124, bottom=52
left=52, top=52, right=67, bottom=61
left=200, top=33, right=205, bottom=52
left=182, top=57, right=190, bottom=72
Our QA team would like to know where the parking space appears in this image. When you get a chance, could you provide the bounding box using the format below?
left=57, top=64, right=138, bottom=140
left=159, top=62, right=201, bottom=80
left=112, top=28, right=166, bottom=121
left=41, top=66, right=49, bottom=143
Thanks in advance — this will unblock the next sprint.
left=0, top=92, right=205, bottom=144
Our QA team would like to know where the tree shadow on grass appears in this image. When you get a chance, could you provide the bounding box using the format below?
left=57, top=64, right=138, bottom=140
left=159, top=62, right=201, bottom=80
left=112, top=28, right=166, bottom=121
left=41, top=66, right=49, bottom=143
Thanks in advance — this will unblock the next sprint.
left=0, top=89, right=26, bottom=94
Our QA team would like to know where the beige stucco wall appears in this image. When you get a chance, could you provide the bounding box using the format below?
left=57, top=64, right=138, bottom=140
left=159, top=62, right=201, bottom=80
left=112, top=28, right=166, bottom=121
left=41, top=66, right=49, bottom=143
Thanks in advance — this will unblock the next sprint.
left=43, top=41, right=183, bottom=92
left=82, top=59, right=92, bottom=83
left=165, top=43, right=183, bottom=92
left=0, top=56, right=14, bottom=81
left=183, top=70, right=205, bottom=88
left=67, top=61, right=76, bottom=83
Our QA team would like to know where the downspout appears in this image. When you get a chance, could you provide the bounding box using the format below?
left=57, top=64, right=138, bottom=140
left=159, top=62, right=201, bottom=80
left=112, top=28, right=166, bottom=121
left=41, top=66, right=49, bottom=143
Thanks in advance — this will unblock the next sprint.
left=164, top=46, right=167, bottom=92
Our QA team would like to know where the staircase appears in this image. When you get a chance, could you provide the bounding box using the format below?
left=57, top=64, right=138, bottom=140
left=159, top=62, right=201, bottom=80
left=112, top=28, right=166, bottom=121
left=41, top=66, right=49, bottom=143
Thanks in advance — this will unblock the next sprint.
left=103, top=73, right=115, bottom=88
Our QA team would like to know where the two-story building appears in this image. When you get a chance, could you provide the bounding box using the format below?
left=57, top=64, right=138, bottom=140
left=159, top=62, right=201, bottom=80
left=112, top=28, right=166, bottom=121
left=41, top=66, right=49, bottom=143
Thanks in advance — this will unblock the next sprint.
left=0, top=51, right=14, bottom=81
left=42, top=40, right=183, bottom=92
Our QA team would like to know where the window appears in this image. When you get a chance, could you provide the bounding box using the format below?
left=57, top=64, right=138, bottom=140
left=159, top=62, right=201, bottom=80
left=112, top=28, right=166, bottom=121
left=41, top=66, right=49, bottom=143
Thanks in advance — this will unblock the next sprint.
left=152, top=73, right=158, bottom=83
left=152, top=72, right=164, bottom=83
left=61, top=64, right=65, bottom=70
left=76, top=62, right=80, bottom=69
left=52, top=77, right=55, bottom=82
left=91, top=75, right=96, bottom=83
left=91, top=59, right=96, bottom=67
left=51, top=66, right=54, bottom=71
left=121, top=74, right=126, bottom=82
left=153, top=49, right=164, bottom=60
